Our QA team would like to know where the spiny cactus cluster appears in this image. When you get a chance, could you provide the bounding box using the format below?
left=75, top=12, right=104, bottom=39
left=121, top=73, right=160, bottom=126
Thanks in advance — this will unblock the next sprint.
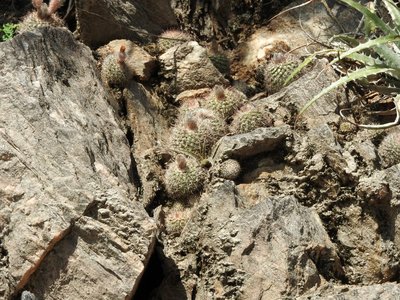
left=164, top=85, right=275, bottom=199
left=157, top=29, right=192, bottom=53
left=263, top=53, right=299, bottom=94
left=378, top=131, right=400, bottom=168
left=170, top=108, right=227, bottom=158
left=165, top=154, right=207, bottom=199
left=205, top=85, right=247, bottom=120
left=231, top=105, right=273, bottom=134
left=18, top=0, right=64, bottom=33
left=101, top=45, right=131, bottom=88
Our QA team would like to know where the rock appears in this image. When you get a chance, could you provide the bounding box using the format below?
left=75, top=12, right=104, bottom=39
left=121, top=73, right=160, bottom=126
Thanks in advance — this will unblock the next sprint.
left=159, top=41, right=229, bottom=94
left=237, top=0, right=360, bottom=68
left=298, top=282, right=400, bottom=299
left=0, top=27, right=156, bottom=299
left=153, top=181, right=344, bottom=299
left=96, top=39, right=157, bottom=82
left=123, top=82, right=170, bottom=208
left=210, top=125, right=291, bottom=162
left=171, top=0, right=294, bottom=49
left=75, top=0, right=177, bottom=48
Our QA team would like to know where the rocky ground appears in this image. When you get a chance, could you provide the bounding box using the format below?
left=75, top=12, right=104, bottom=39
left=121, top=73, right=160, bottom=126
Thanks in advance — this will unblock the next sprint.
left=1, top=0, right=400, bottom=299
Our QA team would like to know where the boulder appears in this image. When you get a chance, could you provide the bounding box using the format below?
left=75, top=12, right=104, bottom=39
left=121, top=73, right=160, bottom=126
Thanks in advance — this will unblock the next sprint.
left=75, top=0, right=177, bottom=48
left=0, top=27, right=156, bottom=299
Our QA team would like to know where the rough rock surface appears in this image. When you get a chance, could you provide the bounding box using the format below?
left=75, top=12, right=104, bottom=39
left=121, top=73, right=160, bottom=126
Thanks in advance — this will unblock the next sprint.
left=153, top=182, right=344, bottom=299
left=75, top=0, right=178, bottom=48
left=298, top=282, right=400, bottom=299
left=159, top=41, right=229, bottom=94
left=0, top=27, right=156, bottom=299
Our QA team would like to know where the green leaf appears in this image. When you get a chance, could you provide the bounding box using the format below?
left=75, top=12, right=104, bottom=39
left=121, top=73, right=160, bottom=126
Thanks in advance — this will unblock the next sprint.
left=346, top=52, right=382, bottom=66
left=382, top=0, right=400, bottom=32
left=297, top=66, right=396, bottom=118
left=373, top=44, right=400, bottom=71
left=337, top=0, right=395, bottom=35
left=330, top=35, right=400, bottom=65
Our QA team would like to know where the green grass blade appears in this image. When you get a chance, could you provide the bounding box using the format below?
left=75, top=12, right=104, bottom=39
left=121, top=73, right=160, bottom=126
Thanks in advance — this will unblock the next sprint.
left=337, top=0, right=395, bottom=35
left=297, top=66, right=395, bottom=118
left=330, top=35, right=400, bottom=65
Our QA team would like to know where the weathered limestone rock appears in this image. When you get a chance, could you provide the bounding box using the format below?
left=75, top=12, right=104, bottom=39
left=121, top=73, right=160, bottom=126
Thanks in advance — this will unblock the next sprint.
left=123, top=82, right=170, bottom=208
left=298, top=282, right=400, bottom=299
left=154, top=181, right=344, bottom=299
left=159, top=41, right=229, bottom=94
left=210, top=125, right=291, bottom=162
left=75, top=0, right=178, bottom=48
left=0, top=27, right=156, bottom=299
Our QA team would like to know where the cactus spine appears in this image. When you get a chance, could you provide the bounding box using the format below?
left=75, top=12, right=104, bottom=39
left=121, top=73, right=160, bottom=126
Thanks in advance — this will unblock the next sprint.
left=165, top=154, right=207, bottom=199
left=101, top=45, right=131, bottom=88
left=18, top=0, right=64, bottom=33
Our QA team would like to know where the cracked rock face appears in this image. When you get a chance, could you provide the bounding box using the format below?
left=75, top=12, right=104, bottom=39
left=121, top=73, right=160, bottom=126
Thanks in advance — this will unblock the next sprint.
left=0, top=28, right=156, bottom=299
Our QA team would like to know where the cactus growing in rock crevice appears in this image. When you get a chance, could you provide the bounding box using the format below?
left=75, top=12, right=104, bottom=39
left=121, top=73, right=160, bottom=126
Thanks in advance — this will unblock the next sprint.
left=165, top=154, right=207, bottom=199
left=217, top=159, right=241, bottom=180
left=264, top=61, right=298, bottom=94
left=101, top=45, right=132, bottom=88
left=18, top=0, right=64, bottom=33
left=170, top=108, right=227, bottom=158
left=230, top=105, right=273, bottom=134
left=205, top=85, right=247, bottom=120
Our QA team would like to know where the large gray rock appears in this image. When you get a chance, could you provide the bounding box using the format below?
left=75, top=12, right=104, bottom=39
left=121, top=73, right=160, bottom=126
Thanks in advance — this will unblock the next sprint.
left=0, top=27, right=156, bottom=299
left=75, top=0, right=178, bottom=48
left=159, top=41, right=229, bottom=94
left=154, top=182, right=344, bottom=299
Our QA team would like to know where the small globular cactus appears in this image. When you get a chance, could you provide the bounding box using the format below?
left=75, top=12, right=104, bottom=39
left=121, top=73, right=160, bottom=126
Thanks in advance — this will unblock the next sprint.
left=18, top=0, right=64, bottom=33
left=101, top=45, right=131, bottom=88
left=165, top=154, right=207, bottom=199
left=217, top=159, right=241, bottom=180
left=157, top=29, right=192, bottom=53
left=264, top=53, right=299, bottom=94
left=378, top=131, right=400, bottom=168
left=230, top=105, right=273, bottom=134
left=205, top=85, right=247, bottom=120
left=170, top=108, right=227, bottom=158
left=165, top=203, right=191, bottom=236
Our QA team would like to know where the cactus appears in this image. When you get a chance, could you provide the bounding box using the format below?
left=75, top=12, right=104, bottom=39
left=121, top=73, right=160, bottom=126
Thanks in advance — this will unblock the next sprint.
left=101, top=45, right=131, bottom=88
left=209, top=53, right=230, bottom=76
left=165, top=203, right=191, bottom=236
left=165, top=154, right=207, bottom=199
left=205, top=85, right=247, bottom=120
left=230, top=105, right=273, bottom=133
left=378, top=131, right=400, bottom=168
left=157, top=30, right=192, bottom=53
left=18, top=0, right=64, bottom=33
left=264, top=60, right=298, bottom=94
left=170, top=108, right=227, bottom=158
left=217, top=159, right=241, bottom=180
